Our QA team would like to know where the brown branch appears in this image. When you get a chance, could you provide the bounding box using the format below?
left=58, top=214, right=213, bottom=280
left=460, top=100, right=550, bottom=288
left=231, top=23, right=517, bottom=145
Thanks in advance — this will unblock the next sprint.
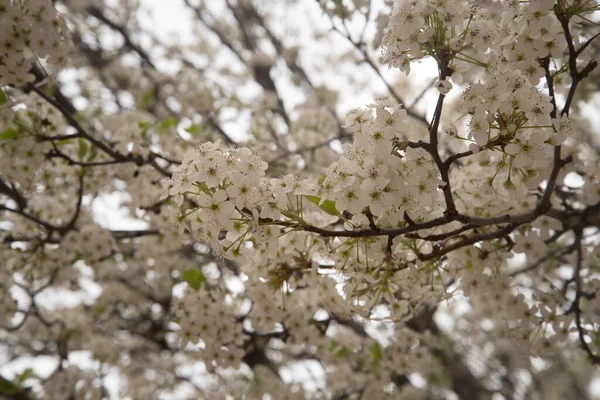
left=418, top=224, right=519, bottom=262
left=509, top=242, right=577, bottom=277
left=59, top=173, right=85, bottom=234
left=325, top=18, right=428, bottom=126
left=300, top=214, right=452, bottom=238
left=183, top=0, right=245, bottom=65
left=360, top=47, right=428, bottom=126
left=28, top=85, right=130, bottom=162
left=0, top=204, right=58, bottom=232
left=244, top=2, right=314, bottom=89
left=268, top=131, right=352, bottom=164
left=111, top=229, right=161, bottom=240
left=0, top=178, right=27, bottom=210
left=576, top=31, right=600, bottom=57
left=570, top=231, right=600, bottom=364
left=556, top=7, right=599, bottom=116
left=87, top=6, right=156, bottom=69
left=407, top=224, right=475, bottom=242
left=542, top=57, right=558, bottom=119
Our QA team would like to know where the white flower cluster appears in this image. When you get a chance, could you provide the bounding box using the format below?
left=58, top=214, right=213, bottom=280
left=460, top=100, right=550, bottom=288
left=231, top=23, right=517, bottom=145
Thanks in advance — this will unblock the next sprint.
left=382, top=0, right=491, bottom=74
left=499, top=0, right=566, bottom=64
left=381, top=0, right=581, bottom=192
left=0, top=135, right=50, bottom=183
left=164, top=99, right=449, bottom=263
left=2, top=0, right=600, bottom=397
left=0, top=0, right=69, bottom=86
left=459, top=71, right=556, bottom=151
left=0, top=97, right=74, bottom=187
left=6, top=244, right=67, bottom=282
left=98, top=111, right=153, bottom=156
left=162, top=140, right=310, bottom=257
left=289, top=106, right=339, bottom=149
left=324, top=102, right=444, bottom=220
left=174, top=288, right=245, bottom=369
left=62, top=223, right=116, bottom=263
left=382, top=0, right=565, bottom=80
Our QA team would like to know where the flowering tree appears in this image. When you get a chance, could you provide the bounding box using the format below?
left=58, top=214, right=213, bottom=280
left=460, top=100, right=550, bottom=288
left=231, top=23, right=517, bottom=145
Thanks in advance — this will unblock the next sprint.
left=1, top=0, right=600, bottom=398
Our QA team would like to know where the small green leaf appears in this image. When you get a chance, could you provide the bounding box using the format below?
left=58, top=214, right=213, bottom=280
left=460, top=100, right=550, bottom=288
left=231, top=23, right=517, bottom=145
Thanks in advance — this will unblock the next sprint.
left=138, top=121, right=153, bottom=139
left=304, top=195, right=340, bottom=217
left=45, top=83, right=57, bottom=97
left=94, top=305, right=106, bottom=317
left=55, top=139, right=71, bottom=146
left=158, top=117, right=177, bottom=132
left=78, top=138, right=88, bottom=159
left=334, top=346, right=349, bottom=359
left=0, top=128, right=18, bottom=140
left=182, top=268, right=205, bottom=290
left=466, top=259, right=473, bottom=270
left=0, top=88, right=7, bottom=105
left=280, top=209, right=306, bottom=224
left=329, top=340, right=350, bottom=359
left=184, top=124, right=201, bottom=136
left=371, top=342, right=382, bottom=365
left=15, top=369, right=32, bottom=384
left=88, top=143, right=98, bottom=162
left=137, top=91, right=154, bottom=109
left=0, top=377, right=18, bottom=395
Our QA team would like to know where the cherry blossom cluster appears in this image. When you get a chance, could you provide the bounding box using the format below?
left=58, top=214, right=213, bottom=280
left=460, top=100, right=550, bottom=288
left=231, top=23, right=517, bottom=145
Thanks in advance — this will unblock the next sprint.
left=164, top=99, right=445, bottom=257
left=2, top=0, right=600, bottom=398
left=326, top=102, right=444, bottom=218
left=161, top=139, right=303, bottom=258
left=382, top=0, right=492, bottom=74
left=458, top=71, right=560, bottom=161
left=174, top=287, right=245, bottom=370
left=0, top=0, right=69, bottom=86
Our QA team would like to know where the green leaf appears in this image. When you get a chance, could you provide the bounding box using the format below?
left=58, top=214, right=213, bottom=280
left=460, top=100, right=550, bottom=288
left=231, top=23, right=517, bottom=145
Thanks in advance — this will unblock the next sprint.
left=370, top=342, right=382, bottom=365
left=138, top=121, right=153, bottom=139
left=55, top=139, right=71, bottom=146
left=466, top=259, right=473, bottom=270
left=280, top=209, right=306, bottom=224
left=184, top=124, right=201, bottom=136
left=137, top=90, right=154, bottom=109
left=88, top=143, right=98, bottom=162
left=0, top=377, right=18, bottom=395
left=15, top=369, right=32, bottom=384
left=0, top=88, right=7, bottom=105
left=94, top=305, right=106, bottom=317
left=227, top=95, right=241, bottom=107
left=0, top=128, right=18, bottom=140
left=182, top=268, right=205, bottom=290
left=329, top=340, right=349, bottom=359
left=158, top=117, right=178, bottom=132
left=334, top=346, right=349, bottom=359
left=45, top=83, right=57, bottom=97
left=304, top=195, right=340, bottom=217
left=78, top=138, right=88, bottom=159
